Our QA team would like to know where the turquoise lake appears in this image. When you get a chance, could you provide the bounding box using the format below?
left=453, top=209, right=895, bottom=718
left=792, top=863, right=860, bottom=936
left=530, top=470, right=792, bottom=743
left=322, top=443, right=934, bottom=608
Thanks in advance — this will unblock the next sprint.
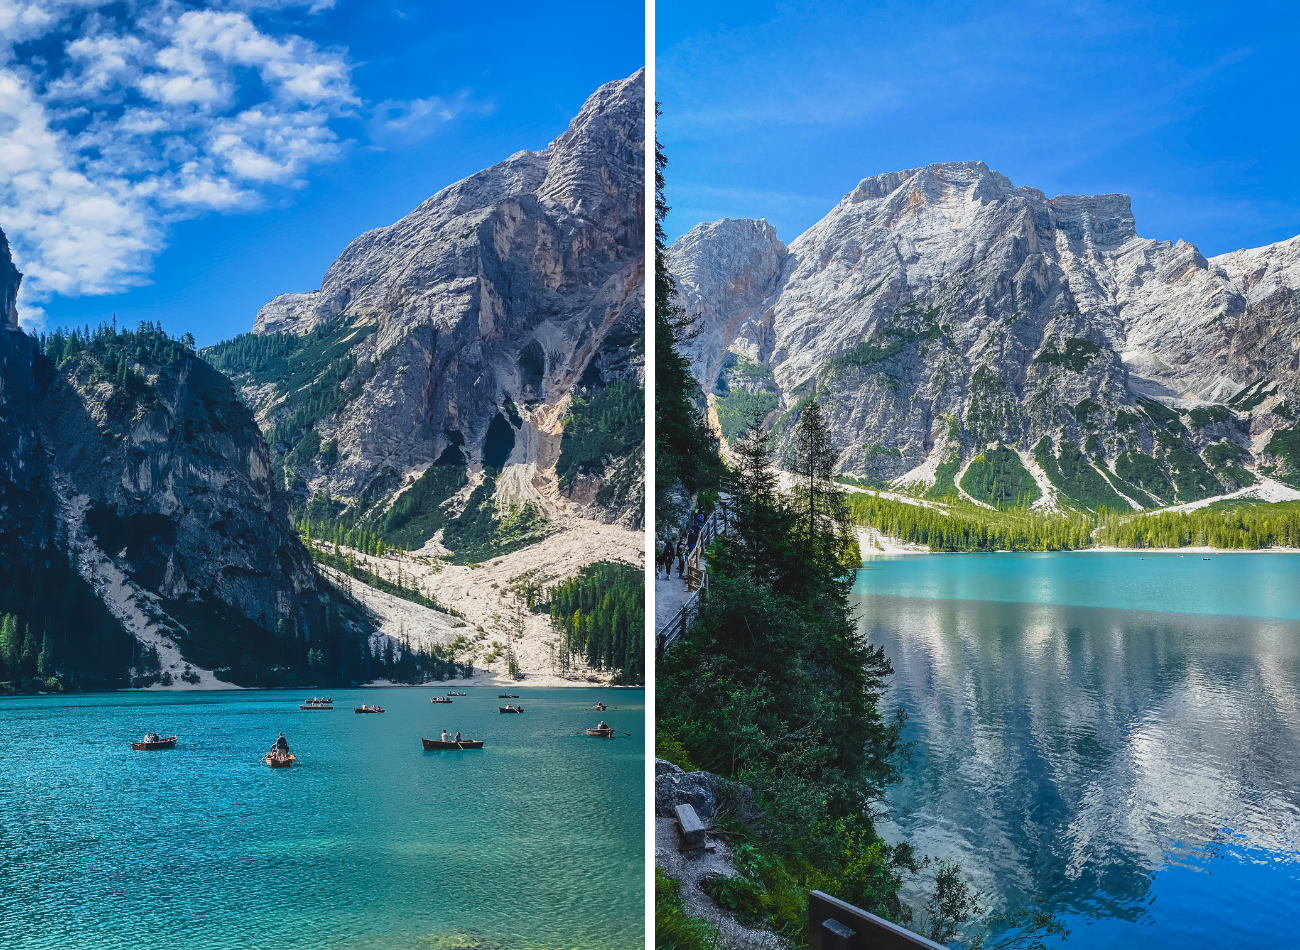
left=854, top=552, right=1300, bottom=949
left=0, top=687, right=644, bottom=949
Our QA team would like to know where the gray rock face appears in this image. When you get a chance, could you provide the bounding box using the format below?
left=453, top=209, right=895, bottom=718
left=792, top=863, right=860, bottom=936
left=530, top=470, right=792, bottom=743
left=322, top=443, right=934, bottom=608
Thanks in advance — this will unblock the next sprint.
left=670, top=162, right=1300, bottom=498
left=241, top=71, right=646, bottom=525
left=0, top=227, right=326, bottom=684
left=40, top=353, right=325, bottom=639
left=655, top=758, right=719, bottom=819
left=0, top=258, right=53, bottom=570
left=0, top=228, right=19, bottom=330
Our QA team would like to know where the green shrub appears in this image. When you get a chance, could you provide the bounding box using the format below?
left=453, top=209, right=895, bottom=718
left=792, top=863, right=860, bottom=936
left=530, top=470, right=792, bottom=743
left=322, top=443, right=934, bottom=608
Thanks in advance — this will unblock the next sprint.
left=1033, top=338, right=1102, bottom=371
left=655, top=869, right=717, bottom=950
left=655, top=734, right=696, bottom=772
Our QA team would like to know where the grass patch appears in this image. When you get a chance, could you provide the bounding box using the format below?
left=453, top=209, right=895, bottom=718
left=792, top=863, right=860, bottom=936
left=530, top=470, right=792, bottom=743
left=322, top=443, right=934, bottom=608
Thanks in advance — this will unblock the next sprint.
left=655, top=869, right=718, bottom=950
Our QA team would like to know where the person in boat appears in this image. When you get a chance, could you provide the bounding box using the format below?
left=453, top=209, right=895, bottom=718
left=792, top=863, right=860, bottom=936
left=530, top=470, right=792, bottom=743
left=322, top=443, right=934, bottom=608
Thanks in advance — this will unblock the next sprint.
left=598, top=721, right=609, bottom=731
left=272, top=732, right=290, bottom=755
left=455, top=731, right=462, bottom=742
left=441, top=729, right=449, bottom=741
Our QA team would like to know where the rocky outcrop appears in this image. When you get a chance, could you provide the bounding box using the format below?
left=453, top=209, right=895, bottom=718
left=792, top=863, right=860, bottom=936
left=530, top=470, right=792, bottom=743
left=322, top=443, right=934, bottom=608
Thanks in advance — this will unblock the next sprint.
left=0, top=227, right=334, bottom=688
left=1, top=228, right=19, bottom=330
left=670, top=162, right=1300, bottom=505
left=39, top=348, right=327, bottom=643
left=224, top=71, right=646, bottom=537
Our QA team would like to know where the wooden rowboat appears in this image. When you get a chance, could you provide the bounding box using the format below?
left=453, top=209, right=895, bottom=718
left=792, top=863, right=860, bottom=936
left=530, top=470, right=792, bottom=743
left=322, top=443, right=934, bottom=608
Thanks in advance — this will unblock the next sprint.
left=131, top=735, right=178, bottom=751
left=594, top=703, right=606, bottom=711
left=430, top=697, right=453, bottom=704
left=421, top=737, right=485, bottom=750
left=354, top=706, right=385, bottom=714
left=264, top=753, right=296, bottom=768
left=498, top=694, right=519, bottom=698
left=300, top=704, right=333, bottom=710
left=447, top=691, right=467, bottom=696
left=498, top=706, right=523, bottom=713
left=586, top=728, right=615, bottom=738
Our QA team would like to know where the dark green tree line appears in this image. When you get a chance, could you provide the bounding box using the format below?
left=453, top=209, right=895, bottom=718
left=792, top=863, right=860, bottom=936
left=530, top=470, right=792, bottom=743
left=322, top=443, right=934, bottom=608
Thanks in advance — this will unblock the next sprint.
left=548, top=560, right=644, bottom=684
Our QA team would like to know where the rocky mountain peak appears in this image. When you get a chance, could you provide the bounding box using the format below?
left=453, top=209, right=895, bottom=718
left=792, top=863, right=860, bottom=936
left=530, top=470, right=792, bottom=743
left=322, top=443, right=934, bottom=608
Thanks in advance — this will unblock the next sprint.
left=214, top=71, right=645, bottom=561
left=1, top=227, right=20, bottom=330
left=538, top=68, right=645, bottom=221
left=671, top=163, right=1300, bottom=509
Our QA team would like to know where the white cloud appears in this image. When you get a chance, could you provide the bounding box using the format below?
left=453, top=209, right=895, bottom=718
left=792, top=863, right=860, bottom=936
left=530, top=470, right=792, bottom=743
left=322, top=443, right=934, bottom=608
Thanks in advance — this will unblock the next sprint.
left=0, top=0, right=356, bottom=323
left=369, top=89, right=492, bottom=143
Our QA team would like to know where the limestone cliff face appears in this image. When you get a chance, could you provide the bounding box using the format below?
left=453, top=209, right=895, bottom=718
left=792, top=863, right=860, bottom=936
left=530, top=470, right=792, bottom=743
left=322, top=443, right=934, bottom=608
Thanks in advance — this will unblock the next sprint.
left=0, top=226, right=334, bottom=687
left=234, top=71, right=646, bottom=531
left=0, top=246, right=53, bottom=571
left=39, top=350, right=326, bottom=639
left=670, top=162, right=1300, bottom=504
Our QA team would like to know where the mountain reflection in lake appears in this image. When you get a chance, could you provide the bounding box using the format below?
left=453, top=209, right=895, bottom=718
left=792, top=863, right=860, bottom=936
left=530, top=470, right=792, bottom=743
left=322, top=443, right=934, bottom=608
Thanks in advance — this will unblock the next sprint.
left=855, top=553, right=1300, bottom=949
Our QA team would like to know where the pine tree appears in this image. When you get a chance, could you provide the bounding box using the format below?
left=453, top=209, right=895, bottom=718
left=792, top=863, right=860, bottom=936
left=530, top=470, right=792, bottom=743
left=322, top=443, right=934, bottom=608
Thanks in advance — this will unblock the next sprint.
left=37, top=627, right=54, bottom=678
left=0, top=615, right=19, bottom=679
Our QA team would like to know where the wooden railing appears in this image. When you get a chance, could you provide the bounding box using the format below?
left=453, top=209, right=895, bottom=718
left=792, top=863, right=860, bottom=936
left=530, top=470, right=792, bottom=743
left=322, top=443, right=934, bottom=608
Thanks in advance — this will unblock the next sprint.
left=809, top=891, right=947, bottom=950
left=657, top=507, right=729, bottom=659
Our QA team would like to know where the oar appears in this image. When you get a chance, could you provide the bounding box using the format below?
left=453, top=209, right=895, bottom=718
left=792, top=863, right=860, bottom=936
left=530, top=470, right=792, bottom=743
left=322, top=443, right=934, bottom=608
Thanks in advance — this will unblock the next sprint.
left=613, top=730, right=633, bottom=737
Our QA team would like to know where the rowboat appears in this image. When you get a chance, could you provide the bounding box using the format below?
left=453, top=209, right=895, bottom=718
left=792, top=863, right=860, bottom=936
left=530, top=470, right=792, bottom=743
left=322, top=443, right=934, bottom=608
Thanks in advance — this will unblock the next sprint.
left=354, top=706, right=385, bottom=714
left=264, top=753, right=296, bottom=768
left=447, top=691, right=467, bottom=696
left=499, top=706, right=523, bottom=714
left=300, top=704, right=333, bottom=710
left=594, top=702, right=606, bottom=711
left=421, top=738, right=485, bottom=750
left=498, top=694, right=519, bottom=698
left=430, top=697, right=453, bottom=704
left=131, top=735, right=178, bottom=751
left=586, top=728, right=615, bottom=738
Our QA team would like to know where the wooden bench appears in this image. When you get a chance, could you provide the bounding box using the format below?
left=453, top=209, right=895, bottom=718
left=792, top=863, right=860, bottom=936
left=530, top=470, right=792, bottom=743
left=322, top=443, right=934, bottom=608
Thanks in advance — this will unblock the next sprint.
left=675, top=803, right=708, bottom=850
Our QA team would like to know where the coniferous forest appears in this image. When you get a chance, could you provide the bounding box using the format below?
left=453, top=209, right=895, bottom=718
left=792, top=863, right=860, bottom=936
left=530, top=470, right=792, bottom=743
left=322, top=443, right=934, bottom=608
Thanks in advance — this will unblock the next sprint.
left=547, top=560, right=645, bottom=684
left=848, top=490, right=1300, bottom=552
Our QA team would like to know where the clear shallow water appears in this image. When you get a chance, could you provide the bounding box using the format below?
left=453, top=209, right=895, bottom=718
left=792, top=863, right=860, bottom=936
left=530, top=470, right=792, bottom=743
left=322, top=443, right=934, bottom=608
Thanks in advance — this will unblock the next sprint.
left=854, top=553, right=1300, bottom=949
left=0, top=687, right=644, bottom=950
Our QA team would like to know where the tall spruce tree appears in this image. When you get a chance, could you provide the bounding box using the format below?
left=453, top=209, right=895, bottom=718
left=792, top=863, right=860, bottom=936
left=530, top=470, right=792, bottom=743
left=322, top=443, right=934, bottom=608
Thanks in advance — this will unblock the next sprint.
left=654, top=106, right=723, bottom=526
left=789, top=399, right=857, bottom=576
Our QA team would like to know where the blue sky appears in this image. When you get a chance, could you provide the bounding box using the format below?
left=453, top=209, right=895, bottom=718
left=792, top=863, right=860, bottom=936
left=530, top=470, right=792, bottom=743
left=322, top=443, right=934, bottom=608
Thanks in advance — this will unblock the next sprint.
left=656, top=0, right=1300, bottom=254
left=4, top=0, right=643, bottom=345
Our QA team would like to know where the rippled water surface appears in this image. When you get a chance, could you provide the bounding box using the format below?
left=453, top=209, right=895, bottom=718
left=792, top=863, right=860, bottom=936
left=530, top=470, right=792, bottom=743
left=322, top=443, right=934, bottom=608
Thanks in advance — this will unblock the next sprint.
left=855, top=553, right=1300, bottom=949
left=0, top=687, right=644, bottom=950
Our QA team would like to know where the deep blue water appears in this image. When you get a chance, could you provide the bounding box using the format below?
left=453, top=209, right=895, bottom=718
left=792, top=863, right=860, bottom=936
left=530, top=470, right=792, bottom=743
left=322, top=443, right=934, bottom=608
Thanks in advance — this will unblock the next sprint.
left=0, top=687, right=644, bottom=950
left=854, top=553, right=1300, bottom=949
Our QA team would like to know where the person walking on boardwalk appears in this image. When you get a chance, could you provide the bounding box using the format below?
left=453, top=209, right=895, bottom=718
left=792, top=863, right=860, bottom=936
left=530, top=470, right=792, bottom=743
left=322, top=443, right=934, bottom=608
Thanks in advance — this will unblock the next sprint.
left=661, top=534, right=677, bottom=579
left=675, top=537, right=687, bottom=579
